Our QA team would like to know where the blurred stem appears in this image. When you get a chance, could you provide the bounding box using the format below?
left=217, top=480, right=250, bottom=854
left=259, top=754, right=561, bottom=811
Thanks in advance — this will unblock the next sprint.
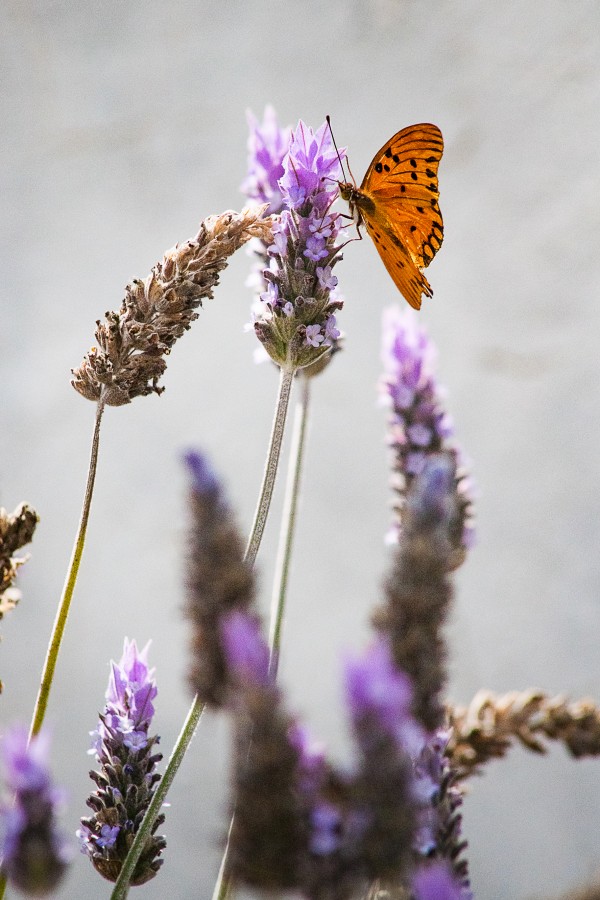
left=268, top=371, right=310, bottom=678
left=213, top=365, right=296, bottom=900
left=29, top=396, right=106, bottom=740
left=244, top=366, right=294, bottom=567
left=111, top=696, right=205, bottom=900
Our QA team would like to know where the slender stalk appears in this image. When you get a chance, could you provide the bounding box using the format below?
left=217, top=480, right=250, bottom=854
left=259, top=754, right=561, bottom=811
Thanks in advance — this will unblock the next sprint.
left=29, top=397, right=106, bottom=739
left=110, top=696, right=205, bottom=900
left=244, top=366, right=294, bottom=567
left=212, top=365, right=296, bottom=900
left=268, top=372, right=310, bottom=678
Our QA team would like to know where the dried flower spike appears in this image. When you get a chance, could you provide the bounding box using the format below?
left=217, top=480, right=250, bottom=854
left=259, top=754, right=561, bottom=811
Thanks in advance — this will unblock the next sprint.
left=447, top=689, right=600, bottom=780
left=0, top=726, right=71, bottom=896
left=72, top=207, right=272, bottom=406
left=0, top=503, right=39, bottom=608
left=78, top=639, right=165, bottom=886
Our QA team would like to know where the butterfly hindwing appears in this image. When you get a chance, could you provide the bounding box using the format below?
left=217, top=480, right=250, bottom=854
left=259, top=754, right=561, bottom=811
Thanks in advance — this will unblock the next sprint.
left=362, top=215, right=433, bottom=311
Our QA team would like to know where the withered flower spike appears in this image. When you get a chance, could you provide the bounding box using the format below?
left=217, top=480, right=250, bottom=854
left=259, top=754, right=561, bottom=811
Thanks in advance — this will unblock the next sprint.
left=72, top=207, right=273, bottom=406
left=447, top=688, right=600, bottom=780
left=0, top=503, right=39, bottom=604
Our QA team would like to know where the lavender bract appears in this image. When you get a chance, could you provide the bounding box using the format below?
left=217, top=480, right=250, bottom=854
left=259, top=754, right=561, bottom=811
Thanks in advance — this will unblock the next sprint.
left=78, top=639, right=165, bottom=886
left=0, top=726, right=70, bottom=896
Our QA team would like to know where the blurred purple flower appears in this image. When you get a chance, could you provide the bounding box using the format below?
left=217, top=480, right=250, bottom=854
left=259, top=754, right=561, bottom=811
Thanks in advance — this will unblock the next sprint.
left=345, top=638, right=426, bottom=757
left=0, top=726, right=70, bottom=896
left=220, top=610, right=270, bottom=688
left=413, top=861, right=464, bottom=900
left=241, top=106, right=291, bottom=215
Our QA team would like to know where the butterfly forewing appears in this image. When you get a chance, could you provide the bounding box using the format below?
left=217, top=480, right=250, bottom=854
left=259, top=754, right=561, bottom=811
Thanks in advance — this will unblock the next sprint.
left=357, top=124, right=444, bottom=299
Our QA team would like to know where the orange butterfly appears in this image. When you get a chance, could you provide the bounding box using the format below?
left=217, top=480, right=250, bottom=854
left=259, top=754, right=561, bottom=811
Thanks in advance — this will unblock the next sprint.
left=337, top=124, right=444, bottom=310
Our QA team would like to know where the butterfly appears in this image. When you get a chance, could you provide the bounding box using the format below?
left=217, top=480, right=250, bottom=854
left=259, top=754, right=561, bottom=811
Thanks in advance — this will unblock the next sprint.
left=337, top=123, right=444, bottom=309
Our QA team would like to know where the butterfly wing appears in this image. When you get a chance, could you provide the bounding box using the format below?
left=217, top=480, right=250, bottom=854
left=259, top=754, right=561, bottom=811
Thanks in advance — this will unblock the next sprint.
left=361, top=214, right=433, bottom=310
left=357, top=124, right=444, bottom=307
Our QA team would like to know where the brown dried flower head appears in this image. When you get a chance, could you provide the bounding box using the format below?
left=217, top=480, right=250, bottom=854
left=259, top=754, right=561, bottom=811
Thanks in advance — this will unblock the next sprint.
left=0, top=503, right=39, bottom=611
left=72, top=207, right=272, bottom=406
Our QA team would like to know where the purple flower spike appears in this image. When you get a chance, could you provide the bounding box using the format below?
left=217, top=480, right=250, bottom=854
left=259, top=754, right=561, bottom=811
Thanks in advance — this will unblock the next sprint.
left=0, top=726, right=71, bottom=896
left=380, top=306, right=475, bottom=564
left=79, top=639, right=165, bottom=886
left=220, top=610, right=270, bottom=687
left=242, top=112, right=346, bottom=373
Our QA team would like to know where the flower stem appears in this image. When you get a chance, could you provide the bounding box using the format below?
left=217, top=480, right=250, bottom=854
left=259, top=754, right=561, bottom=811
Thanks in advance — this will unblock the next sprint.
left=268, top=372, right=310, bottom=678
left=244, top=366, right=294, bottom=567
left=110, top=696, right=205, bottom=900
left=29, top=397, right=106, bottom=739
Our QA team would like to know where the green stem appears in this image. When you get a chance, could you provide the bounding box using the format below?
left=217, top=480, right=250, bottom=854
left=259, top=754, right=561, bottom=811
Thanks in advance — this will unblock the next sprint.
left=244, top=366, right=294, bottom=567
left=213, top=365, right=296, bottom=900
left=29, top=397, right=105, bottom=740
left=110, top=696, right=205, bottom=900
left=268, top=372, right=310, bottom=678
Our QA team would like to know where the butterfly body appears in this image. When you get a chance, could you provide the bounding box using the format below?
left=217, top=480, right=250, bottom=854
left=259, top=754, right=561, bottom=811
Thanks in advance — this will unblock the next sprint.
left=340, top=123, right=444, bottom=309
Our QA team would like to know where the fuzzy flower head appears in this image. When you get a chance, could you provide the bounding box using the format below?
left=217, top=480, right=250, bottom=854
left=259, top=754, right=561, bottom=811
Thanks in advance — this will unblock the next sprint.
left=0, top=726, right=70, bottom=896
left=183, top=450, right=257, bottom=707
left=78, top=639, right=165, bottom=886
left=245, top=115, right=346, bottom=373
left=380, top=306, right=475, bottom=565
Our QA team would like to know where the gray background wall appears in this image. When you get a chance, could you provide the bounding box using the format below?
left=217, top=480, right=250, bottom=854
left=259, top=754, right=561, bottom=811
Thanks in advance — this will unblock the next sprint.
left=2, top=1, right=600, bottom=897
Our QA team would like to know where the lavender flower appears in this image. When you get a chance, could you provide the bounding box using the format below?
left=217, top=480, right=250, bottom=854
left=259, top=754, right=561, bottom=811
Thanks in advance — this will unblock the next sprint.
left=374, top=454, right=457, bottom=732
left=247, top=117, right=346, bottom=372
left=78, top=639, right=165, bottom=886
left=183, top=450, right=256, bottom=706
left=225, top=620, right=306, bottom=890
left=241, top=106, right=291, bottom=215
left=343, top=640, right=420, bottom=886
left=412, top=861, right=464, bottom=900
left=412, top=733, right=471, bottom=896
left=0, top=726, right=70, bottom=895
left=380, top=306, right=475, bottom=567
left=225, top=628, right=422, bottom=900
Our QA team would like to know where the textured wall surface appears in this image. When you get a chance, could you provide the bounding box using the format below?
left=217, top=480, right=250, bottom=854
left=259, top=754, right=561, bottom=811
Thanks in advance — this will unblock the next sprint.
left=2, top=1, right=600, bottom=897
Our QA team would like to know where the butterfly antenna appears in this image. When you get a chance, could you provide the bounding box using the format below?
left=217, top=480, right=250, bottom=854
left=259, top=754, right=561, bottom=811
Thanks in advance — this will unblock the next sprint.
left=326, top=115, right=350, bottom=183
